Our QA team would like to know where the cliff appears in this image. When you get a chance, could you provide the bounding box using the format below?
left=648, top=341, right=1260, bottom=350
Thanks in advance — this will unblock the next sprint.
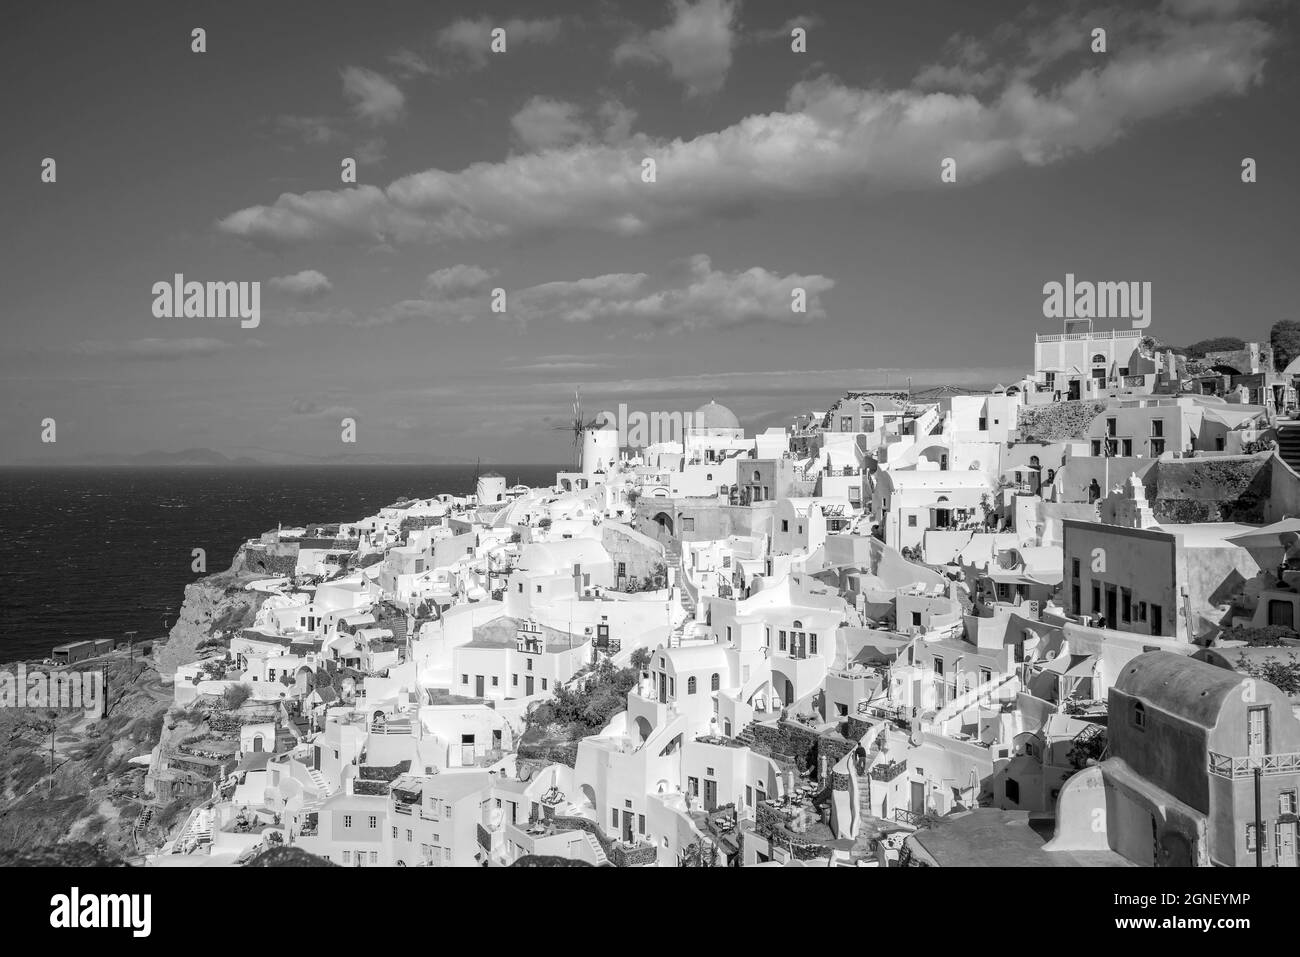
left=155, top=548, right=268, bottom=676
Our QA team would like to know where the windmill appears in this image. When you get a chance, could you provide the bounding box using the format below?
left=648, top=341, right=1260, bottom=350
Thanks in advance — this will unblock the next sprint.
left=553, top=390, right=600, bottom=469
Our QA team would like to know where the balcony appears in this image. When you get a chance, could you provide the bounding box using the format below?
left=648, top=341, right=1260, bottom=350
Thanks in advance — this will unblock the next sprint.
left=1207, top=751, right=1300, bottom=779
left=869, top=759, right=907, bottom=783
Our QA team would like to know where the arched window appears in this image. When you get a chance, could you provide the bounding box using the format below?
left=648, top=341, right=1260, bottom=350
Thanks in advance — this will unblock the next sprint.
left=1133, top=701, right=1147, bottom=730
left=793, top=620, right=803, bottom=629
left=687, top=676, right=697, bottom=695
left=1092, top=353, right=1107, bottom=364
left=710, top=673, right=720, bottom=691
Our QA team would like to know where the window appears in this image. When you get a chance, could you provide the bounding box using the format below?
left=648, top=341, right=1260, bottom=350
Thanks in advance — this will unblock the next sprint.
left=392, top=826, right=398, bottom=838
left=370, top=851, right=379, bottom=865
left=779, top=630, right=787, bottom=651
left=1091, top=583, right=1101, bottom=614
left=541, top=678, right=548, bottom=691
left=512, top=674, right=518, bottom=686
left=1151, top=419, right=1164, bottom=437
left=344, top=815, right=353, bottom=828
left=491, top=675, right=498, bottom=686
left=810, top=634, right=818, bottom=655
left=711, top=673, right=720, bottom=691
left=687, top=676, right=697, bottom=694
left=1121, top=439, right=1132, bottom=457
left=1071, top=558, right=1080, bottom=579
left=1246, top=824, right=1267, bottom=852
left=1106, top=418, right=1117, bottom=437
left=342, top=850, right=352, bottom=864
left=612, top=808, right=619, bottom=826
left=1091, top=440, right=1103, bottom=457
left=461, top=674, right=468, bottom=685
left=682, top=517, right=695, bottom=532
left=526, top=659, right=533, bottom=671
left=781, top=520, right=789, bottom=532
left=406, top=829, right=412, bottom=842
left=638, top=814, right=645, bottom=834
left=1280, top=791, right=1297, bottom=816
left=907, top=515, right=918, bottom=527
left=1133, top=701, right=1147, bottom=730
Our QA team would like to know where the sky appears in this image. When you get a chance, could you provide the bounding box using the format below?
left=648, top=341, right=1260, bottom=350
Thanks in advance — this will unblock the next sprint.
left=2, top=0, right=1297, bottom=464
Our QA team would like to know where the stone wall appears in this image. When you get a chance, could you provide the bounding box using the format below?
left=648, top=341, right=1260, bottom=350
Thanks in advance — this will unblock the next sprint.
left=1015, top=401, right=1108, bottom=443
left=1148, top=454, right=1271, bottom=524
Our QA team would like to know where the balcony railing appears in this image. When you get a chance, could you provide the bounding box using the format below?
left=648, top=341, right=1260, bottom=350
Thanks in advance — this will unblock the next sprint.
left=870, top=760, right=907, bottom=783
left=1207, top=751, right=1300, bottom=779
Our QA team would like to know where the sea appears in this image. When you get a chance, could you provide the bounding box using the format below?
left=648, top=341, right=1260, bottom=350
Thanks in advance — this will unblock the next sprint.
left=0, top=465, right=561, bottom=662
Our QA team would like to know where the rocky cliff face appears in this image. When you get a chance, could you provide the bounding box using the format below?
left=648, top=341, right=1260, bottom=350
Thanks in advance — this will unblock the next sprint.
left=155, top=548, right=267, bottom=676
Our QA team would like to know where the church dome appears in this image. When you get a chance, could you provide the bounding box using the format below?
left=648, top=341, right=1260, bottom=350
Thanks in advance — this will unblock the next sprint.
left=692, top=400, right=741, bottom=431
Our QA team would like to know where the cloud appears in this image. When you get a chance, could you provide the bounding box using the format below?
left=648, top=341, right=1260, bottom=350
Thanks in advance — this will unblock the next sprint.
left=269, top=269, right=333, bottom=300
left=275, top=115, right=339, bottom=145
left=422, top=264, right=496, bottom=297
left=508, top=97, right=638, bottom=151
left=754, top=14, right=823, bottom=42
left=219, top=5, right=1273, bottom=246
left=614, top=0, right=738, bottom=97
left=332, top=255, right=832, bottom=332
left=510, top=97, right=592, bottom=151
left=341, top=67, right=405, bottom=125
left=436, top=17, right=562, bottom=69
left=71, top=338, right=248, bottom=360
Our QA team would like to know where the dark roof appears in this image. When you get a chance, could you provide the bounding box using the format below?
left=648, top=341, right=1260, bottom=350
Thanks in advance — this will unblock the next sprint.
left=1113, top=651, right=1248, bottom=729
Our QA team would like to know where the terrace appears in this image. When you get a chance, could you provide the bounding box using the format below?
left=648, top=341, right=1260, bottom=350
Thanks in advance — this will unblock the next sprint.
left=1207, top=750, right=1300, bottom=779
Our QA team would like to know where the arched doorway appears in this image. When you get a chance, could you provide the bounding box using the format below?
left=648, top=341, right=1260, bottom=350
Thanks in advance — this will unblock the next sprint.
left=634, top=715, right=653, bottom=744
left=652, top=512, right=674, bottom=537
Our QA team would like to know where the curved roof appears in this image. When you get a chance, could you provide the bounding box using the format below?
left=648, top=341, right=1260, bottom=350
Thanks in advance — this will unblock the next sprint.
left=1113, top=651, right=1247, bottom=729
left=692, top=400, right=741, bottom=431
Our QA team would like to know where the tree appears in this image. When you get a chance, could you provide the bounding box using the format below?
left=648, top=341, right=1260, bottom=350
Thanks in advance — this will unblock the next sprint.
left=1182, top=336, right=1244, bottom=358
left=680, top=840, right=720, bottom=867
left=629, top=647, right=652, bottom=672
left=221, top=684, right=253, bottom=710
left=1236, top=651, right=1300, bottom=697
left=1270, top=320, right=1300, bottom=372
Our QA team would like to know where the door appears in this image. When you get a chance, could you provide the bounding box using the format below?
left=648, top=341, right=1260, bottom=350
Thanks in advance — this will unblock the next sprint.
left=622, top=810, right=633, bottom=843
left=659, top=672, right=667, bottom=703
left=704, top=779, right=717, bottom=812
left=1269, top=599, right=1295, bottom=629
left=461, top=734, right=475, bottom=765
left=1068, top=380, right=1081, bottom=401
left=1279, top=824, right=1297, bottom=866
left=1151, top=603, right=1162, bottom=635
left=1105, top=586, right=1117, bottom=629
left=1247, top=707, right=1270, bottom=759
left=525, top=675, right=534, bottom=695
left=475, top=675, right=485, bottom=697
left=910, top=781, right=925, bottom=815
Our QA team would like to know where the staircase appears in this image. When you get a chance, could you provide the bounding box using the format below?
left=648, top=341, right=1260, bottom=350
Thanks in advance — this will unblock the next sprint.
left=583, top=831, right=610, bottom=867
left=1278, top=424, right=1300, bottom=473
left=733, top=721, right=757, bottom=749
left=306, top=767, right=334, bottom=798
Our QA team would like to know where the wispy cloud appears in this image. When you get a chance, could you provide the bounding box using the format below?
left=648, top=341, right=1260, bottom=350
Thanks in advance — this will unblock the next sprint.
left=70, top=338, right=256, bottom=360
